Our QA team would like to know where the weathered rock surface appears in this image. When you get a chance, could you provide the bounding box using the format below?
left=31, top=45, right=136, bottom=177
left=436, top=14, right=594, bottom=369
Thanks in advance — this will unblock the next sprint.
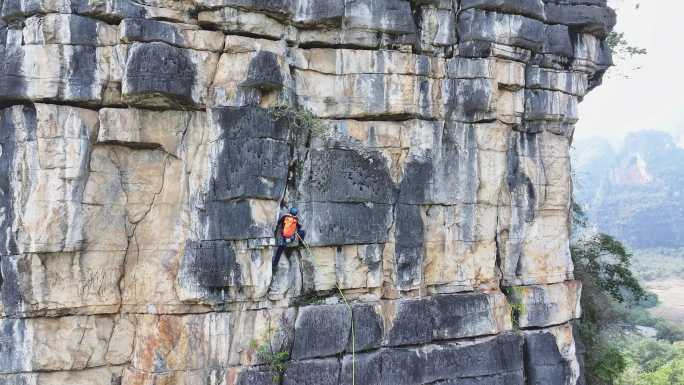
left=0, top=0, right=613, bottom=384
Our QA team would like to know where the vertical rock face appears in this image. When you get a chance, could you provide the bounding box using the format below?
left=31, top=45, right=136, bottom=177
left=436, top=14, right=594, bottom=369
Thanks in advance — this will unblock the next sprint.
left=0, top=1, right=613, bottom=384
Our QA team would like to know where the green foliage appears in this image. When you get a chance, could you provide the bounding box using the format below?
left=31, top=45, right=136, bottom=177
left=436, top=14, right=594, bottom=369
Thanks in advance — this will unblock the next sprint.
left=631, top=248, right=684, bottom=282
left=577, top=296, right=629, bottom=385
left=603, top=4, right=647, bottom=78
left=571, top=202, right=649, bottom=384
left=617, top=338, right=684, bottom=385
left=268, top=103, right=330, bottom=138
left=591, top=344, right=629, bottom=384
left=573, top=200, right=684, bottom=383
left=572, top=201, right=645, bottom=303
left=612, top=302, right=684, bottom=343
left=502, top=286, right=526, bottom=330
left=572, top=233, right=646, bottom=303
left=249, top=326, right=290, bottom=384
left=571, top=200, right=589, bottom=227
left=606, top=31, right=648, bottom=59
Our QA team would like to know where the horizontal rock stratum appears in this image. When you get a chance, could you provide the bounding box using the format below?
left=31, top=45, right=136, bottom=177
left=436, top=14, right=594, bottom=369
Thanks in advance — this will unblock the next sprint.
left=0, top=1, right=613, bottom=384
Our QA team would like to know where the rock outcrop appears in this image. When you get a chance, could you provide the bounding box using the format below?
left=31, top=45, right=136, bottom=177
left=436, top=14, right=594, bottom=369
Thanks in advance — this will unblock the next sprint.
left=0, top=1, right=613, bottom=384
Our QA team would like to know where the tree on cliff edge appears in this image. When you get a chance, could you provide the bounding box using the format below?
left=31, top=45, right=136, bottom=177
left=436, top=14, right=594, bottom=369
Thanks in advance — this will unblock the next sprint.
left=571, top=203, right=645, bottom=385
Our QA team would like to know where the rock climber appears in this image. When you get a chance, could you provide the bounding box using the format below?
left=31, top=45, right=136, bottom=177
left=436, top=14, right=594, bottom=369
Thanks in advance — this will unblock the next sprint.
left=272, top=207, right=306, bottom=276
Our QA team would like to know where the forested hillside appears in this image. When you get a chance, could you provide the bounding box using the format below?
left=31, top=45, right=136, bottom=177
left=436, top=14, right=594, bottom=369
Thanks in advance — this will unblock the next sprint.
left=573, top=130, right=684, bottom=248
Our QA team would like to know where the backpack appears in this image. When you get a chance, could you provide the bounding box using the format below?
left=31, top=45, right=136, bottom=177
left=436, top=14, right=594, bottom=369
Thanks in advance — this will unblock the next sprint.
left=282, top=215, right=298, bottom=239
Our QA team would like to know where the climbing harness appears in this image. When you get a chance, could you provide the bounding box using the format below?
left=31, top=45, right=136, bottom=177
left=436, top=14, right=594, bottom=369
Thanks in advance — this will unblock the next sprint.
left=295, top=232, right=357, bottom=385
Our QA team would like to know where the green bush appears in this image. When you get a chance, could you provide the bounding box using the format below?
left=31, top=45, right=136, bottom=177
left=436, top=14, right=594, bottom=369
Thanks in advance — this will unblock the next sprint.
left=268, top=103, right=330, bottom=138
left=249, top=325, right=290, bottom=384
left=618, top=338, right=684, bottom=385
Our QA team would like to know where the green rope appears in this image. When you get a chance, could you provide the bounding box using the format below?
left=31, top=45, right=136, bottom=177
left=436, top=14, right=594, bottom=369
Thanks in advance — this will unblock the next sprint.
left=295, top=233, right=356, bottom=385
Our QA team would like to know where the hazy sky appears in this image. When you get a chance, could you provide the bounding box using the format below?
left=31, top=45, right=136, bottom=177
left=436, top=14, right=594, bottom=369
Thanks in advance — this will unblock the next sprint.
left=575, top=0, right=684, bottom=143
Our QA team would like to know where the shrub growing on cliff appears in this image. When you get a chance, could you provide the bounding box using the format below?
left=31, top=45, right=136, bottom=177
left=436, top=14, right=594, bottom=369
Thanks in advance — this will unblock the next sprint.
left=249, top=325, right=290, bottom=384
left=268, top=103, right=330, bottom=138
left=605, top=2, right=648, bottom=78
left=572, top=203, right=646, bottom=385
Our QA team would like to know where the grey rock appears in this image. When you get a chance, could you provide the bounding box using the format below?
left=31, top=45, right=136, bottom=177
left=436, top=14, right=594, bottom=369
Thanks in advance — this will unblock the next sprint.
left=203, top=199, right=274, bottom=240
left=210, top=106, right=290, bottom=141
left=415, top=5, right=457, bottom=52
left=398, top=157, right=433, bottom=204
left=179, top=240, right=241, bottom=289
left=1, top=0, right=189, bottom=23
left=385, top=298, right=433, bottom=346
left=348, top=304, right=384, bottom=352
left=120, top=18, right=181, bottom=45
left=526, top=65, right=587, bottom=97
left=1, top=0, right=70, bottom=19
left=524, top=89, right=578, bottom=124
left=0, top=105, right=22, bottom=257
left=542, top=24, right=573, bottom=57
left=122, top=42, right=196, bottom=107
left=458, top=9, right=545, bottom=52
left=283, top=358, right=340, bottom=385
left=510, top=281, right=582, bottom=328
left=545, top=2, right=616, bottom=37
left=446, top=57, right=490, bottom=79
left=380, top=348, right=427, bottom=385
left=196, top=0, right=295, bottom=18
left=394, top=204, right=424, bottom=289
left=379, top=334, right=524, bottom=384
left=433, top=371, right=524, bottom=385
left=460, top=0, right=546, bottom=20
left=502, top=131, right=541, bottom=281
left=208, top=106, right=290, bottom=201
left=457, top=40, right=497, bottom=58
left=293, top=0, right=345, bottom=26
left=22, top=14, right=115, bottom=46
left=197, top=6, right=289, bottom=39
left=345, top=0, right=417, bottom=35
left=119, top=18, right=224, bottom=52
left=2, top=318, right=43, bottom=372
left=301, top=148, right=397, bottom=204
left=446, top=78, right=494, bottom=122
left=524, top=332, right=571, bottom=385
left=210, top=135, right=289, bottom=199
left=0, top=253, right=23, bottom=317
left=292, top=304, right=351, bottom=359
left=341, top=350, right=382, bottom=385
left=431, top=293, right=498, bottom=340
left=0, top=44, right=104, bottom=105
left=236, top=368, right=276, bottom=385
left=240, top=51, right=284, bottom=90
left=423, top=334, right=524, bottom=382
left=297, top=201, right=394, bottom=246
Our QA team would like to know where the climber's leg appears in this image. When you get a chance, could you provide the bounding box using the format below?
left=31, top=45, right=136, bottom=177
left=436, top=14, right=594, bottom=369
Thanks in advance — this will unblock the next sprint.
left=272, top=242, right=286, bottom=275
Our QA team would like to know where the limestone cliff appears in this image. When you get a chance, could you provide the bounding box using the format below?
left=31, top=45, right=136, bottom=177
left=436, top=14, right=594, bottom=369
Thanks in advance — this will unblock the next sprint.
left=0, top=1, right=614, bottom=384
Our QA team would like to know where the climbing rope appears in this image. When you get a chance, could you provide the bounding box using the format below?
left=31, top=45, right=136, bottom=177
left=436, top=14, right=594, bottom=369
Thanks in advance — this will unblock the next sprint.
left=295, top=232, right=357, bottom=385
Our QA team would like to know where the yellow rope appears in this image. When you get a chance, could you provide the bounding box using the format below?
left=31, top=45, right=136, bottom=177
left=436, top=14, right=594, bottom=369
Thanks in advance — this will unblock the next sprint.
left=295, top=232, right=356, bottom=385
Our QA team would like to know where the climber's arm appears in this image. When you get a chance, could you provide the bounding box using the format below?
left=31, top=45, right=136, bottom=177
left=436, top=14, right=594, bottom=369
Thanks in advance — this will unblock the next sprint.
left=274, top=215, right=284, bottom=237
